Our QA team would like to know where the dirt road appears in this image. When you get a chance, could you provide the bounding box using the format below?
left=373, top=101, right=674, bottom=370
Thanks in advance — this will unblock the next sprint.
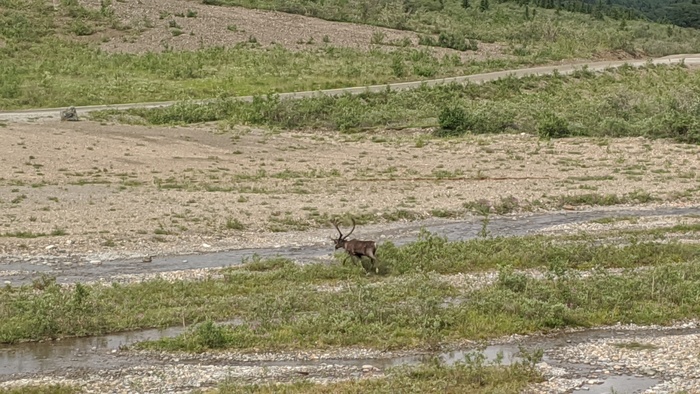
left=2, top=53, right=700, bottom=123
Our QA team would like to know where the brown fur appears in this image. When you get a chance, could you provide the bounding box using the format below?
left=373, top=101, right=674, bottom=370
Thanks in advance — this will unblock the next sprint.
left=330, top=218, right=377, bottom=270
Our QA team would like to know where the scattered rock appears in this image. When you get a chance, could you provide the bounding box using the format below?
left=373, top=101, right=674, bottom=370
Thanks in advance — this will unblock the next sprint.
left=60, top=106, right=79, bottom=121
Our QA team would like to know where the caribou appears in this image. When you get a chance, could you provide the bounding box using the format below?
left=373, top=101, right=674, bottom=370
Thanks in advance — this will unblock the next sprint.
left=330, top=218, right=377, bottom=272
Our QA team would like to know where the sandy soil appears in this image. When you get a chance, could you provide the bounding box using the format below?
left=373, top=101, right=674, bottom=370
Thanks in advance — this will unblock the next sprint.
left=0, top=119, right=698, bottom=259
left=75, top=0, right=509, bottom=59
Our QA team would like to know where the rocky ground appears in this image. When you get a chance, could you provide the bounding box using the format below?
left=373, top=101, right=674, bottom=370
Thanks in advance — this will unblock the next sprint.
left=76, top=0, right=510, bottom=59
left=543, top=330, right=700, bottom=393
left=1, top=67, right=699, bottom=393
left=1, top=119, right=698, bottom=264
left=1, top=320, right=699, bottom=393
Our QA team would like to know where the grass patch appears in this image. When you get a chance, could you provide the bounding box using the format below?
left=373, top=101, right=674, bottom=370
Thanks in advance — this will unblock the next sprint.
left=4, top=0, right=700, bottom=109
left=558, top=190, right=657, bottom=207
left=136, top=258, right=700, bottom=352
left=590, top=216, right=639, bottom=224
left=104, top=64, right=700, bottom=143
left=378, top=230, right=700, bottom=275
left=2, top=231, right=699, bottom=347
left=612, top=341, right=659, bottom=351
left=210, top=352, right=543, bottom=393
left=224, top=217, right=246, bottom=230
left=0, top=42, right=528, bottom=110
left=0, top=386, right=79, bottom=394
left=1, top=231, right=49, bottom=238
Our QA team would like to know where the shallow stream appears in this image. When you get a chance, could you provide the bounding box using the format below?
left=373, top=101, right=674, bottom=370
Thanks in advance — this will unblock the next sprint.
left=3, top=206, right=698, bottom=286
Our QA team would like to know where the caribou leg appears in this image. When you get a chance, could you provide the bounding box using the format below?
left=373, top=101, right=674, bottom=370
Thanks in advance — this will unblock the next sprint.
left=364, top=250, right=378, bottom=273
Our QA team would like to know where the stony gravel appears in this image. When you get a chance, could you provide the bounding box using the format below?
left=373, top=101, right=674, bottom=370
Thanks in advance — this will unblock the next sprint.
left=546, top=331, right=700, bottom=393
left=79, top=0, right=508, bottom=59
left=2, top=120, right=699, bottom=266
left=3, top=322, right=699, bottom=393
left=137, top=347, right=424, bottom=366
left=0, top=363, right=382, bottom=393
left=540, top=214, right=700, bottom=237
left=525, top=321, right=700, bottom=394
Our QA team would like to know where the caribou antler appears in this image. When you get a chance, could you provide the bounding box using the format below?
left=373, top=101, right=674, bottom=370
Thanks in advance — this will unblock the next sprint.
left=331, top=219, right=343, bottom=240
left=344, top=218, right=356, bottom=239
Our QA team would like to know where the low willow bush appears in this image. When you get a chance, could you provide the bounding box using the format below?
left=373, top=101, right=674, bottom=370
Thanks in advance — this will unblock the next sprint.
left=100, top=65, right=700, bottom=143
left=137, top=260, right=700, bottom=351
left=3, top=231, right=698, bottom=345
left=376, top=230, right=700, bottom=275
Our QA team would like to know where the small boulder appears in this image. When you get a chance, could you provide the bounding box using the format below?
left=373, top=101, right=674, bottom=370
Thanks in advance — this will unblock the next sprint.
left=60, top=106, right=79, bottom=121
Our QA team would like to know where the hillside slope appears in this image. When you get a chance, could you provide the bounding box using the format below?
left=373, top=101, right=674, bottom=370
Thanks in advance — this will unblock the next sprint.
left=2, top=0, right=700, bottom=109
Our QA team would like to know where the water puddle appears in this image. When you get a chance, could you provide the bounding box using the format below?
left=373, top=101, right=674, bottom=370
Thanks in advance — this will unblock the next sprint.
left=362, top=343, right=525, bottom=370
left=3, top=322, right=697, bottom=389
left=572, top=376, right=661, bottom=394
left=0, top=326, right=186, bottom=377
left=2, top=206, right=698, bottom=286
left=0, top=319, right=244, bottom=378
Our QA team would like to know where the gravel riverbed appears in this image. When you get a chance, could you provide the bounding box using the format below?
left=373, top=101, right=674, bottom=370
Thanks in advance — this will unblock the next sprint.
left=2, top=321, right=699, bottom=393
left=2, top=209, right=699, bottom=392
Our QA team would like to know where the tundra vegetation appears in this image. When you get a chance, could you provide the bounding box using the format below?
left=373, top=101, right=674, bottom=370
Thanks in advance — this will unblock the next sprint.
left=2, top=0, right=700, bottom=392
left=2, top=228, right=700, bottom=347
left=3, top=0, right=700, bottom=109
left=95, top=64, right=700, bottom=144
left=2, top=227, right=700, bottom=388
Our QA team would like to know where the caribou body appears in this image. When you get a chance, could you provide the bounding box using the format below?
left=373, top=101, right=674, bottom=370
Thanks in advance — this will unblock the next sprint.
left=331, top=218, right=377, bottom=271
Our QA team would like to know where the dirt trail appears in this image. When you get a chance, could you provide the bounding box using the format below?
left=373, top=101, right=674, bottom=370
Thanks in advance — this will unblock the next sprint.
left=2, top=53, right=700, bottom=123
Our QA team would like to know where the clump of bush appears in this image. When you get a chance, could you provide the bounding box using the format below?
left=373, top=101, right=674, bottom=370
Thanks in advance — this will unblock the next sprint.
left=537, top=111, right=571, bottom=139
left=657, top=110, right=700, bottom=144
left=419, top=32, right=479, bottom=51
left=435, top=105, right=513, bottom=136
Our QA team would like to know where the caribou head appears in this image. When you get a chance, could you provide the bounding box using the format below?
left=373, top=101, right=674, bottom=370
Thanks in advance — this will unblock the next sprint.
left=331, top=218, right=356, bottom=250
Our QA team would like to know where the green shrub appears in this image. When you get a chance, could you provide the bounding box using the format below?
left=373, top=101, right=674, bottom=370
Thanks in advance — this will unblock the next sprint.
left=191, top=320, right=229, bottom=349
left=437, top=105, right=469, bottom=136
left=69, top=19, right=94, bottom=36
left=659, top=111, right=700, bottom=143
left=537, top=112, right=571, bottom=139
left=436, top=106, right=513, bottom=137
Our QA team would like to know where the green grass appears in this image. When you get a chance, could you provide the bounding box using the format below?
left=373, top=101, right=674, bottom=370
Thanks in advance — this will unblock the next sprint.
left=612, top=341, right=659, bottom=351
left=97, top=64, right=700, bottom=143
left=1, top=42, right=529, bottom=109
left=557, top=190, right=657, bottom=207
left=589, top=215, right=639, bottom=224
left=2, top=230, right=699, bottom=347
left=0, top=386, right=78, bottom=394
left=135, top=258, right=700, bottom=352
left=207, top=353, right=543, bottom=393
left=3, top=0, right=700, bottom=109
left=377, top=229, right=700, bottom=274
left=224, top=217, right=246, bottom=230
